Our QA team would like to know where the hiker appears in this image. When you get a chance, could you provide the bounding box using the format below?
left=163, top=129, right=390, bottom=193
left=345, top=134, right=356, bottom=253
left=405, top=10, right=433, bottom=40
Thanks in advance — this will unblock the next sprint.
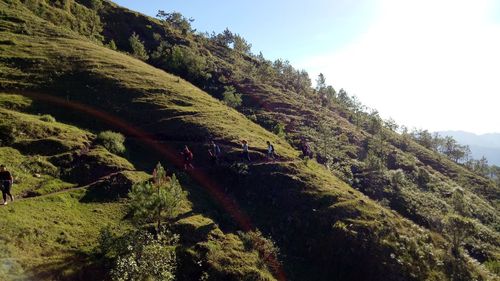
left=241, top=140, right=251, bottom=162
left=0, top=165, right=14, bottom=205
left=266, top=141, right=275, bottom=161
left=208, top=141, right=221, bottom=165
left=301, top=141, right=311, bottom=158
left=180, top=145, right=194, bottom=170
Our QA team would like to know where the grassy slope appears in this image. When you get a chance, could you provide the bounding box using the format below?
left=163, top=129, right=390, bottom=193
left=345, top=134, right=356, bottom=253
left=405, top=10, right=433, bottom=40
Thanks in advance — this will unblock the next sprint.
left=0, top=1, right=495, bottom=280
left=0, top=190, right=129, bottom=280
left=0, top=83, right=142, bottom=279
left=93, top=1, right=499, bottom=274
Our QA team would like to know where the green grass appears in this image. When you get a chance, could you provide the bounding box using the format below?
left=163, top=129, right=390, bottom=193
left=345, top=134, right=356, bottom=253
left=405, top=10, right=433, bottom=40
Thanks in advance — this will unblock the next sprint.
left=0, top=93, right=32, bottom=110
left=0, top=106, right=92, bottom=149
left=0, top=189, right=130, bottom=280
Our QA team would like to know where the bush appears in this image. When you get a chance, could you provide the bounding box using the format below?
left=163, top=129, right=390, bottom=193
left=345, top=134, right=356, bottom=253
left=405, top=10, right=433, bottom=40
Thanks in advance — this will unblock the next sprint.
left=272, top=122, right=286, bottom=139
left=416, top=168, right=431, bottom=189
left=484, top=259, right=500, bottom=275
left=39, top=114, right=56, bottom=122
left=96, top=131, right=126, bottom=155
left=365, top=151, right=385, bottom=171
left=107, top=39, right=117, bottom=51
left=229, top=162, right=249, bottom=176
left=0, top=124, right=15, bottom=146
left=97, top=227, right=179, bottom=281
left=238, top=230, right=281, bottom=276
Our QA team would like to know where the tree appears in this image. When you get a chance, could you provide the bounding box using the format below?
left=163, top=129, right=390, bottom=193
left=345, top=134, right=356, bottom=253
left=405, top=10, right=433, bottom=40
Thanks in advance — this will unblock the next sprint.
left=156, top=10, right=193, bottom=35
left=472, top=156, right=489, bottom=177
left=315, top=73, right=326, bottom=93
left=214, top=28, right=234, bottom=47
left=222, top=86, right=242, bottom=108
left=444, top=214, right=475, bottom=256
left=336, top=88, right=359, bottom=111
left=384, top=118, right=399, bottom=132
left=90, top=0, right=103, bottom=10
left=233, top=34, right=252, bottom=54
left=489, top=165, right=500, bottom=187
left=129, top=33, right=149, bottom=61
left=128, top=163, right=187, bottom=232
left=165, top=45, right=211, bottom=82
left=410, top=129, right=434, bottom=150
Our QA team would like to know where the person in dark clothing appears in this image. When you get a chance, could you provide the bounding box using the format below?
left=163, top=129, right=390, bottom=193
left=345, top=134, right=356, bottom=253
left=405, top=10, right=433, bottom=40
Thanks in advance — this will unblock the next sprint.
left=0, top=165, right=14, bottom=205
left=180, top=145, right=194, bottom=170
left=266, top=141, right=275, bottom=161
left=241, top=140, right=251, bottom=162
left=208, top=141, right=221, bottom=165
left=301, top=141, right=311, bottom=159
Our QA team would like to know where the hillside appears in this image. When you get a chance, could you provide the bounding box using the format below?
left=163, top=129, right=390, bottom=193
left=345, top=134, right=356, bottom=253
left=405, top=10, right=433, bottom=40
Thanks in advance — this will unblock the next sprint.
left=89, top=0, right=500, bottom=275
left=0, top=0, right=498, bottom=280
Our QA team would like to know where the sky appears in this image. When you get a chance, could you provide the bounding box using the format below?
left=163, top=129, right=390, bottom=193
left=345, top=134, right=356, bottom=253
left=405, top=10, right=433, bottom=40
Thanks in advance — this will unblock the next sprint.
left=113, top=0, right=500, bottom=134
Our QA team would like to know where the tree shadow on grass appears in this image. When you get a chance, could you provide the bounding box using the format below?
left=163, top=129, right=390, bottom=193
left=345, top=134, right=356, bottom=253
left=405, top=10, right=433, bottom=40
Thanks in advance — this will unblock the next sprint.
left=27, top=250, right=109, bottom=281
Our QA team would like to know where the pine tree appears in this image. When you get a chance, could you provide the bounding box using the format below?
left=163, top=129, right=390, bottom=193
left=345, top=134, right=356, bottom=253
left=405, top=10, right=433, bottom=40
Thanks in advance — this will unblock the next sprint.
left=128, top=163, right=186, bottom=232
left=129, top=33, right=149, bottom=61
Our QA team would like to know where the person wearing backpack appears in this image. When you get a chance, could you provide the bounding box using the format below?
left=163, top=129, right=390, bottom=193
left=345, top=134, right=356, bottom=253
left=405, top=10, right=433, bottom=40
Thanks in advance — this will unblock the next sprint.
left=0, top=165, right=14, bottom=205
left=267, top=141, right=275, bottom=161
left=301, top=141, right=312, bottom=159
left=181, top=145, right=194, bottom=170
left=208, top=140, right=221, bottom=165
left=241, top=140, right=251, bottom=162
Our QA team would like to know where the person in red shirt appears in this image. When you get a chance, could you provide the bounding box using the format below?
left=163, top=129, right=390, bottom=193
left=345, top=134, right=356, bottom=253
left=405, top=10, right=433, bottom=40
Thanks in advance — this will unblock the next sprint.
left=181, top=145, right=194, bottom=170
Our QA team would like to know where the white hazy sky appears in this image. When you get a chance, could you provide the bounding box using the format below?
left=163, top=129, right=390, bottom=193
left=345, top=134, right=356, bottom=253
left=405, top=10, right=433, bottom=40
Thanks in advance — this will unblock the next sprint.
left=295, top=0, right=500, bottom=134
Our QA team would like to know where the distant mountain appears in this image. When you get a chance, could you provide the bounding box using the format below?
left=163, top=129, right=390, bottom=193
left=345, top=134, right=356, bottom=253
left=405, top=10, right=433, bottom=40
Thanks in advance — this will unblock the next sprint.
left=438, top=131, right=500, bottom=165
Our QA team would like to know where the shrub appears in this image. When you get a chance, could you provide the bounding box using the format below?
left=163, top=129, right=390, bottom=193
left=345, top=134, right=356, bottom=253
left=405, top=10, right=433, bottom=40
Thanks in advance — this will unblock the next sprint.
left=229, top=162, right=249, bottom=176
left=96, top=131, right=126, bottom=155
left=112, top=230, right=177, bottom=281
left=97, top=227, right=179, bottom=281
left=40, top=114, right=56, bottom=122
left=107, top=39, right=117, bottom=51
left=365, top=151, right=385, bottom=171
left=484, top=260, right=500, bottom=275
left=416, top=168, right=431, bottom=189
left=272, top=122, right=286, bottom=139
left=238, top=230, right=281, bottom=275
